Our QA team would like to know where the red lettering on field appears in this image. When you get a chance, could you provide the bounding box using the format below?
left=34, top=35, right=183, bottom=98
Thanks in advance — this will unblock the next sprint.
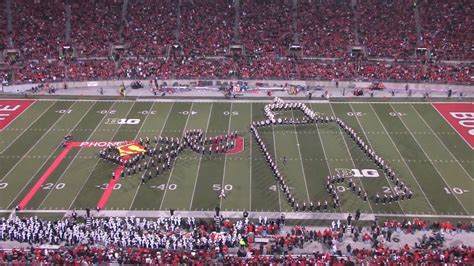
left=432, top=103, right=474, bottom=149
left=226, top=136, right=245, bottom=155
left=0, top=100, right=35, bottom=130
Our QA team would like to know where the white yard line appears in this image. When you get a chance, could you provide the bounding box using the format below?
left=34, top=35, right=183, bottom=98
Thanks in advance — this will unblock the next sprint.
left=314, top=123, right=344, bottom=213
left=159, top=103, right=194, bottom=210
left=0, top=102, right=57, bottom=181
left=349, top=103, right=406, bottom=214
left=411, top=105, right=473, bottom=181
left=368, top=104, right=436, bottom=214
left=290, top=111, right=311, bottom=203
left=67, top=102, right=135, bottom=210
left=189, top=103, right=213, bottom=209
left=387, top=103, right=470, bottom=214
left=271, top=124, right=283, bottom=212
left=128, top=102, right=172, bottom=209
left=219, top=103, right=234, bottom=209
left=0, top=100, right=40, bottom=153
left=430, top=103, right=474, bottom=149
left=37, top=102, right=97, bottom=208
left=6, top=101, right=81, bottom=209
left=327, top=103, right=374, bottom=212
left=125, top=102, right=157, bottom=210
left=249, top=103, right=253, bottom=211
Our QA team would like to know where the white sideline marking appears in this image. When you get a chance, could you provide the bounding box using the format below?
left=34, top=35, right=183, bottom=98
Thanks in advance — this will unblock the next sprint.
left=3, top=209, right=473, bottom=220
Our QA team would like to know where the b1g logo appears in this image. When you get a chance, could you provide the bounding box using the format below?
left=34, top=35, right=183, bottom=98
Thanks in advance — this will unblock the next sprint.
left=335, top=168, right=380, bottom=178
left=105, top=118, right=141, bottom=125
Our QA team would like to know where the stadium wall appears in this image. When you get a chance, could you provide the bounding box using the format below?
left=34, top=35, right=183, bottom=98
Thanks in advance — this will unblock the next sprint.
left=2, top=79, right=472, bottom=94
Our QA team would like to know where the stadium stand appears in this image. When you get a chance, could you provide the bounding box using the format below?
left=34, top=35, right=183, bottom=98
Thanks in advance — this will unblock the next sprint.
left=174, top=58, right=234, bottom=79
left=0, top=0, right=9, bottom=50
left=117, top=59, right=172, bottom=79
left=418, top=0, right=473, bottom=61
left=180, top=0, right=233, bottom=57
left=11, top=0, right=65, bottom=60
left=298, top=0, right=355, bottom=58
left=0, top=215, right=472, bottom=264
left=66, top=60, right=115, bottom=81
left=0, top=1, right=472, bottom=263
left=70, top=0, right=123, bottom=58
left=124, top=0, right=177, bottom=58
left=0, top=0, right=472, bottom=85
left=356, top=0, right=418, bottom=59
left=240, top=0, right=292, bottom=57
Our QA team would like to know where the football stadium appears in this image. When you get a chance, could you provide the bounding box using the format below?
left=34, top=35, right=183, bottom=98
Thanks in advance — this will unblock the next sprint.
left=0, top=0, right=473, bottom=264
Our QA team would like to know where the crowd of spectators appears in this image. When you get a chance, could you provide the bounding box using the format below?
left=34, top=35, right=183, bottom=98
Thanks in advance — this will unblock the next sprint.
left=174, top=58, right=234, bottom=79
left=117, top=60, right=172, bottom=80
left=13, top=61, right=65, bottom=83
left=0, top=214, right=472, bottom=264
left=0, top=0, right=8, bottom=50
left=296, top=60, right=472, bottom=84
left=298, top=0, right=355, bottom=58
left=356, top=0, right=418, bottom=59
left=66, top=60, right=115, bottom=81
left=5, top=58, right=472, bottom=85
left=124, top=0, right=176, bottom=58
left=240, top=0, right=292, bottom=57
left=237, top=57, right=294, bottom=79
left=180, top=0, right=233, bottom=57
left=424, top=63, right=472, bottom=83
left=418, top=0, right=473, bottom=61
left=0, top=0, right=472, bottom=85
left=11, top=0, right=65, bottom=60
left=70, top=0, right=123, bottom=57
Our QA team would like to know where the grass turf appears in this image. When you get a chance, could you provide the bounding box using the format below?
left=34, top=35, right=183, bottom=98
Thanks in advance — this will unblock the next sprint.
left=0, top=100, right=472, bottom=218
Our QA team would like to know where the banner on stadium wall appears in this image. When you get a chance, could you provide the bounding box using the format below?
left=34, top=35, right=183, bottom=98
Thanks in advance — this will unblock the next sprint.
left=87, top=81, right=98, bottom=87
left=117, top=143, right=145, bottom=157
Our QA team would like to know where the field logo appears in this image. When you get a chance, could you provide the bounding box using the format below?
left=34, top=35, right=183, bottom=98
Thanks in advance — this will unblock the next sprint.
left=0, top=100, right=35, bottom=130
left=433, top=103, right=474, bottom=148
left=105, top=118, right=141, bottom=125
left=79, top=141, right=131, bottom=147
left=117, top=143, right=145, bottom=157
left=335, top=168, right=380, bottom=178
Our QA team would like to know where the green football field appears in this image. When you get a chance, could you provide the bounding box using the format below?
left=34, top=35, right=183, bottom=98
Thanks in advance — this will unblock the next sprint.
left=0, top=99, right=472, bottom=218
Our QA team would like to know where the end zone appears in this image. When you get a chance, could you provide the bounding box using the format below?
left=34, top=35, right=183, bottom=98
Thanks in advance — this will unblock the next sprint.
left=432, top=103, right=474, bottom=149
left=0, top=100, right=35, bottom=131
